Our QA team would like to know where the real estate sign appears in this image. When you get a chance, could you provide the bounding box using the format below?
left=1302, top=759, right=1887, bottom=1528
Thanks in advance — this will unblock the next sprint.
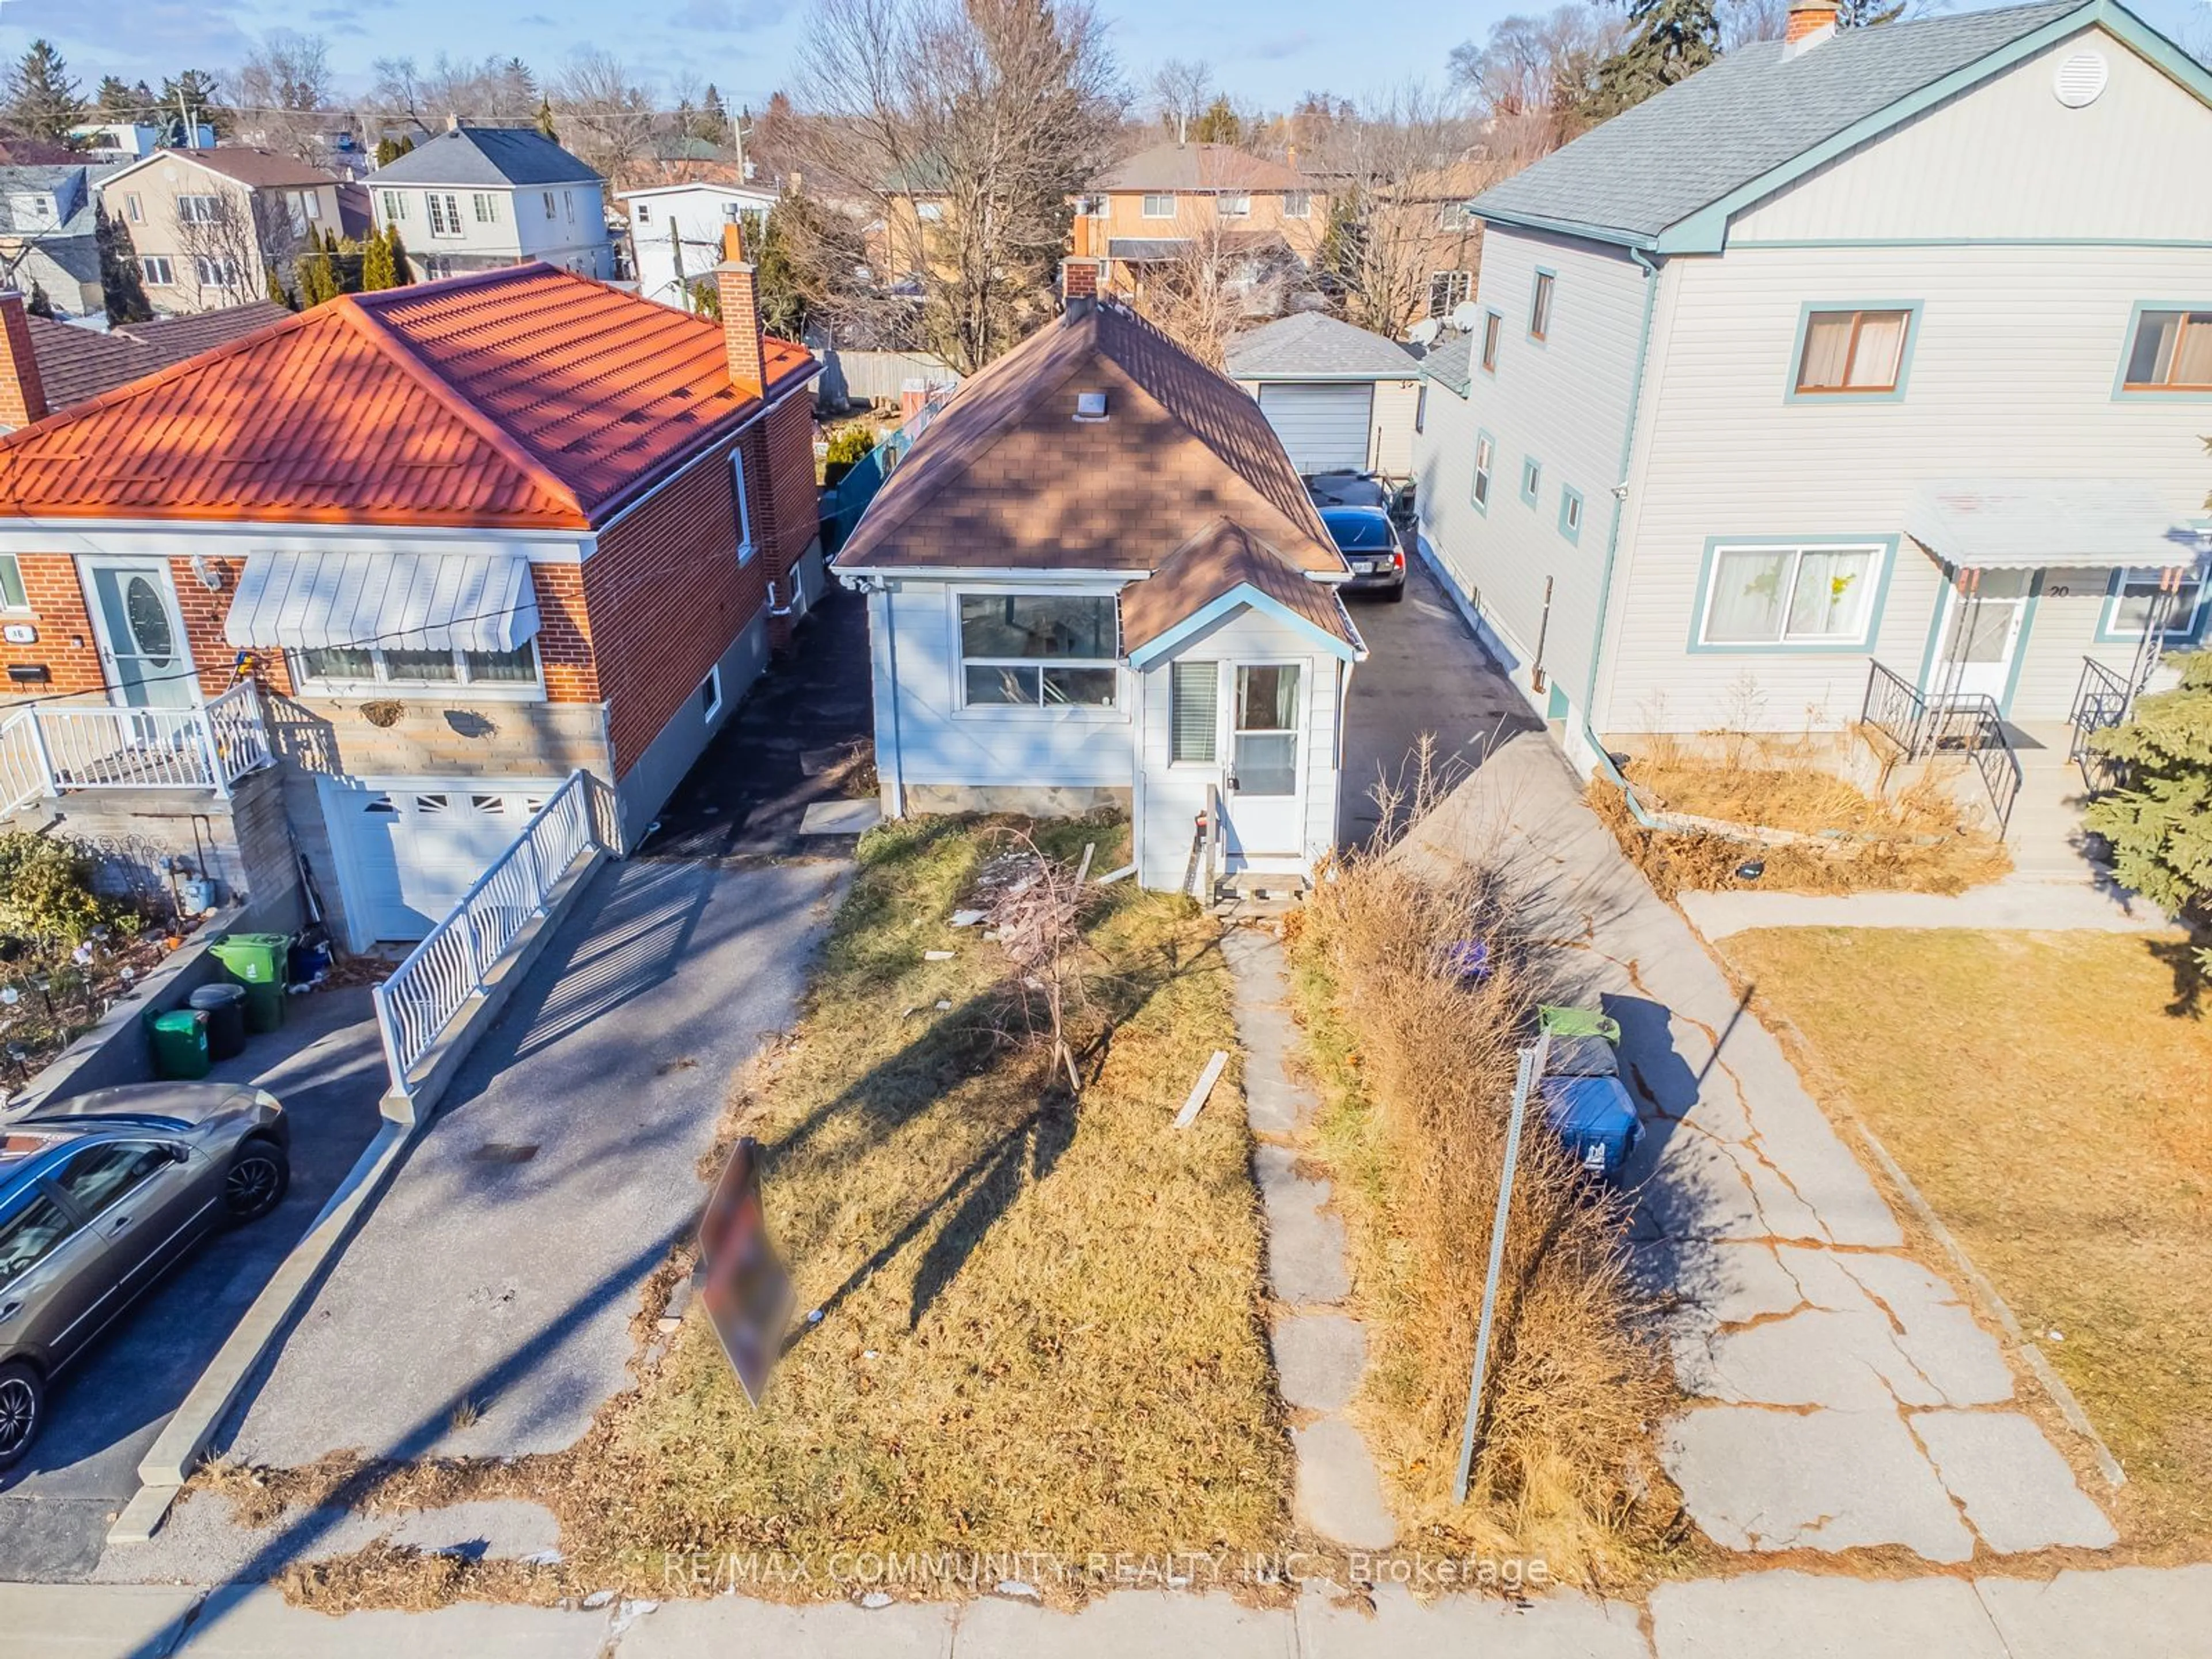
left=698, top=1136, right=794, bottom=1408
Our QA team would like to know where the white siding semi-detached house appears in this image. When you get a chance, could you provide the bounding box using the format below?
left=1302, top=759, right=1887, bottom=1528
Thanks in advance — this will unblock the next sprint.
left=835, top=260, right=1366, bottom=893
left=1414, top=0, right=2212, bottom=839
left=621, top=181, right=781, bottom=312
left=1226, top=310, right=1426, bottom=478
left=369, top=122, right=613, bottom=283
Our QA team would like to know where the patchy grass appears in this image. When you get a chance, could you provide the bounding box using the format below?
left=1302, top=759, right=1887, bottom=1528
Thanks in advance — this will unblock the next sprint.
left=1722, top=926, right=2212, bottom=1554
left=540, top=813, right=1287, bottom=1595
left=1286, top=835, right=1675, bottom=1589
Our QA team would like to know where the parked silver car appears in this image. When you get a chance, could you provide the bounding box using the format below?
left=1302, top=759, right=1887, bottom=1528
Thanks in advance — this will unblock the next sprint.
left=0, top=1084, right=289, bottom=1470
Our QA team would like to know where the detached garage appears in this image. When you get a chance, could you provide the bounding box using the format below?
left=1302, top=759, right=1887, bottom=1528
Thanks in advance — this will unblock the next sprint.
left=1228, top=312, right=1423, bottom=478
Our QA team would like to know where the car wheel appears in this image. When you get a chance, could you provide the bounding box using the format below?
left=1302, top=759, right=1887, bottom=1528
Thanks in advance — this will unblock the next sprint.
left=222, top=1137, right=289, bottom=1222
left=0, top=1361, right=41, bottom=1472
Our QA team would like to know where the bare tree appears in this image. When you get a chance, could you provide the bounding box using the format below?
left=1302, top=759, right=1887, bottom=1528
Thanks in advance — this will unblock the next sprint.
left=1149, top=58, right=1213, bottom=145
left=550, top=48, right=658, bottom=184
left=1448, top=6, right=1623, bottom=166
left=1126, top=224, right=1297, bottom=368
left=979, top=835, right=1095, bottom=1095
left=1305, top=83, right=1487, bottom=338
left=1719, top=0, right=1791, bottom=45
left=232, top=30, right=334, bottom=161
left=372, top=53, right=540, bottom=135
left=172, top=188, right=294, bottom=308
left=791, top=0, right=1125, bottom=375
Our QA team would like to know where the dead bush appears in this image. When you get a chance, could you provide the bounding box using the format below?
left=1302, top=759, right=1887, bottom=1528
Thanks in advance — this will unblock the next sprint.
left=1293, top=766, right=1673, bottom=1584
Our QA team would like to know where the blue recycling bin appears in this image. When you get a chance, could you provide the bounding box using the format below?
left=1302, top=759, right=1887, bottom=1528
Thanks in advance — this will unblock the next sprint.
left=1539, top=1075, right=1642, bottom=1183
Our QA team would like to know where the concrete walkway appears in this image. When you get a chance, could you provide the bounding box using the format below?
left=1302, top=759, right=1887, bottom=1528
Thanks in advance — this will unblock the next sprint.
left=1221, top=927, right=1393, bottom=1552
left=6, top=1562, right=2210, bottom=1658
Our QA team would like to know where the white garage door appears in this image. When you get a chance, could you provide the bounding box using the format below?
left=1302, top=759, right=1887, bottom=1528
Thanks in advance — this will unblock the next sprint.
left=321, top=778, right=562, bottom=945
left=1258, top=382, right=1374, bottom=475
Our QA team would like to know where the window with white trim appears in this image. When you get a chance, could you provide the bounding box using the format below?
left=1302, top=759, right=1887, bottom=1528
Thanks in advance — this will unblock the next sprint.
left=731, top=450, right=756, bottom=565
left=0, top=554, right=26, bottom=611
left=1472, top=431, right=1494, bottom=510
left=473, top=192, right=499, bottom=224
left=290, top=640, right=543, bottom=692
left=1140, top=193, right=1175, bottom=218
left=194, top=255, right=239, bottom=288
left=1700, top=543, right=1882, bottom=646
left=140, top=255, right=174, bottom=286
left=635, top=200, right=653, bottom=224
left=2105, top=566, right=2207, bottom=641
left=176, top=194, right=221, bottom=224
left=1216, top=192, right=1250, bottom=218
left=380, top=188, right=407, bottom=221
left=427, top=192, right=463, bottom=237
left=957, top=593, right=1118, bottom=708
left=1170, top=660, right=1217, bottom=762
left=699, top=664, right=724, bottom=718
left=1281, top=190, right=1311, bottom=219
left=1427, top=270, right=1470, bottom=318
left=123, top=191, right=143, bottom=224
left=543, top=191, right=558, bottom=219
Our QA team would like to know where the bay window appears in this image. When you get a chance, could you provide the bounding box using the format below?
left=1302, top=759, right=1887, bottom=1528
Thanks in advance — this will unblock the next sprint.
left=1699, top=542, right=1883, bottom=647
left=957, top=593, right=1118, bottom=709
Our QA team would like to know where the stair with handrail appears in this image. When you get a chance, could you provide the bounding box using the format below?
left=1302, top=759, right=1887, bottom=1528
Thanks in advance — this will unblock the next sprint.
left=1858, top=661, right=2022, bottom=838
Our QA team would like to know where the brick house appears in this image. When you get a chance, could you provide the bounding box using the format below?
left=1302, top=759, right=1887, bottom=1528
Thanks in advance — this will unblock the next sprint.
left=0, top=247, right=822, bottom=948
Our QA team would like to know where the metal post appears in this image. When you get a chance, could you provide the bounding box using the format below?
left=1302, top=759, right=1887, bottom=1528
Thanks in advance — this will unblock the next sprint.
left=1453, top=1027, right=1552, bottom=1506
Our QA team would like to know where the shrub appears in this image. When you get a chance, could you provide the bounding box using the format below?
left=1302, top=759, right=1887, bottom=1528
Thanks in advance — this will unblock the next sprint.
left=2086, top=649, right=2212, bottom=950
left=823, top=425, right=879, bottom=470
left=0, top=833, right=115, bottom=945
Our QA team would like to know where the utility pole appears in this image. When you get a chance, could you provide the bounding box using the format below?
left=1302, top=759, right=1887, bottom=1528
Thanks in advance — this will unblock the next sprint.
left=1452, top=1026, right=1551, bottom=1506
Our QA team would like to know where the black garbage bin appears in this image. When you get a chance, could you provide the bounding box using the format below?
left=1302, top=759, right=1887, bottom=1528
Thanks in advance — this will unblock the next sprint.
left=188, top=982, right=248, bottom=1062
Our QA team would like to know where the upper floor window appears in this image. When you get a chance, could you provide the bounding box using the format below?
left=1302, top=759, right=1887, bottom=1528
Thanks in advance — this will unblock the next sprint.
left=957, top=592, right=1118, bottom=709
left=0, top=553, right=26, bottom=611
left=543, top=191, right=558, bottom=219
left=292, top=640, right=542, bottom=694
left=139, top=255, right=174, bottom=286
left=380, top=188, right=407, bottom=221
left=1700, top=541, right=1883, bottom=647
left=636, top=200, right=653, bottom=223
left=1141, top=193, right=1175, bottom=218
left=1796, top=307, right=1911, bottom=396
left=123, top=191, right=143, bottom=224
left=1216, top=192, right=1250, bottom=219
left=1428, top=270, right=1470, bottom=319
left=1438, top=200, right=1475, bottom=230
left=194, top=255, right=239, bottom=289
left=473, top=192, right=499, bottom=224
left=1529, top=270, right=1554, bottom=340
left=176, top=193, right=221, bottom=224
left=1472, top=431, right=1495, bottom=511
left=1559, top=485, right=1585, bottom=544
left=1282, top=191, right=1311, bottom=219
left=1519, top=456, right=1542, bottom=506
left=2120, top=308, right=2212, bottom=392
left=1480, top=309, right=1501, bottom=374
left=427, top=192, right=463, bottom=237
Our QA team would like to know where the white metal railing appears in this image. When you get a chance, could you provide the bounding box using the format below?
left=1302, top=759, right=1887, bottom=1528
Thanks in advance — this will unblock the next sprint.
left=0, top=682, right=271, bottom=816
left=373, top=768, right=605, bottom=1097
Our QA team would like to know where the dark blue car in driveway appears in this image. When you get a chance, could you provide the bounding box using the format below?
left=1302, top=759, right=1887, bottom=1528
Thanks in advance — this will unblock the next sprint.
left=1319, top=505, right=1406, bottom=601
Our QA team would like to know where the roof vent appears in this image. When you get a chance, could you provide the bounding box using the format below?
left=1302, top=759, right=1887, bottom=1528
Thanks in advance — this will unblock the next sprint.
left=2054, top=50, right=2108, bottom=108
left=1073, top=391, right=1108, bottom=423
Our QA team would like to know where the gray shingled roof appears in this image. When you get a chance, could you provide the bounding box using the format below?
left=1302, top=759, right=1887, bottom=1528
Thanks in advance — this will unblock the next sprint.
left=1474, top=0, right=2085, bottom=243
left=1418, top=332, right=1474, bottom=397
left=1227, top=311, right=1418, bottom=380
left=370, top=127, right=601, bottom=188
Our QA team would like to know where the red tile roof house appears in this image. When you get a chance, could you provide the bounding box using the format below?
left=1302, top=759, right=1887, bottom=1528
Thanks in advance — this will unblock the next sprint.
left=0, top=250, right=823, bottom=948
left=834, top=257, right=1365, bottom=893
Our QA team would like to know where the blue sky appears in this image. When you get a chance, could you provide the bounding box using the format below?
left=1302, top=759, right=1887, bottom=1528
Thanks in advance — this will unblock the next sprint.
left=6, top=0, right=2206, bottom=119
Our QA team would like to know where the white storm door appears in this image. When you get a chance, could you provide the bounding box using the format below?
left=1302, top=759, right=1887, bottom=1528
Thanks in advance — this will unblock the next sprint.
left=1222, top=662, right=1304, bottom=864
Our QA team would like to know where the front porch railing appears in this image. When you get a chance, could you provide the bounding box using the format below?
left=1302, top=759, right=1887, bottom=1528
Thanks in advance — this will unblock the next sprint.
left=0, top=682, right=272, bottom=817
left=1859, top=660, right=2021, bottom=838
left=2067, top=656, right=2133, bottom=794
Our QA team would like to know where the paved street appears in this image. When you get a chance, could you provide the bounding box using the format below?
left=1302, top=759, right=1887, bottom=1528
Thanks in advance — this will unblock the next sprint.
left=0, top=987, right=387, bottom=1584
left=1362, top=558, right=2116, bottom=1562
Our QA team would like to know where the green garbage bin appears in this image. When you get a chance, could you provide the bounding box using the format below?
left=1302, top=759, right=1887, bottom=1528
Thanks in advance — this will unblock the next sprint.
left=147, top=1007, right=211, bottom=1080
left=211, top=932, right=290, bottom=1033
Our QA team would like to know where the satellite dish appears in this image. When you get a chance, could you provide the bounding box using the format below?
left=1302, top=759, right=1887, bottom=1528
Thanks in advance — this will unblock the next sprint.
left=1449, top=300, right=1483, bottom=332
left=1408, top=317, right=1444, bottom=347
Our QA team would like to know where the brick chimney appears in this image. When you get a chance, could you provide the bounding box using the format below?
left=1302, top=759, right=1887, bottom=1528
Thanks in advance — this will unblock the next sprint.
left=715, top=222, right=767, bottom=399
left=0, top=290, right=48, bottom=430
left=1060, top=256, right=1105, bottom=321
left=1785, top=0, right=1838, bottom=48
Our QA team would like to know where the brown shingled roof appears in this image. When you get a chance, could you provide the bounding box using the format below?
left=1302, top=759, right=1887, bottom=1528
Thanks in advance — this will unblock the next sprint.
left=27, top=303, right=293, bottom=414
left=1120, top=517, right=1359, bottom=654
left=836, top=301, right=1344, bottom=578
left=1092, top=143, right=1312, bottom=194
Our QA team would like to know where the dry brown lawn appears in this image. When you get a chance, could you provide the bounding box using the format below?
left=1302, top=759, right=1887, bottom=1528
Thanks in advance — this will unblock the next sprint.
left=1723, top=926, right=2212, bottom=1551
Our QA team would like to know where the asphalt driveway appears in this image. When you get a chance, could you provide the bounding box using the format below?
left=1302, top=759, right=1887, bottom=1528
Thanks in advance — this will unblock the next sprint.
left=0, top=986, right=387, bottom=1582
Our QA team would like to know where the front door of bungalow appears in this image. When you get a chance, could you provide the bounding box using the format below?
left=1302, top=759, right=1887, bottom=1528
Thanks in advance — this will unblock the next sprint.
left=85, top=559, right=197, bottom=708
left=1931, top=570, right=2031, bottom=706
left=1222, top=662, right=1304, bottom=864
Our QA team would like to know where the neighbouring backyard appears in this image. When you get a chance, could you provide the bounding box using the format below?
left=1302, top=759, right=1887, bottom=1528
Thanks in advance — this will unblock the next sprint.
left=1722, top=926, right=2212, bottom=1554
left=258, top=812, right=1289, bottom=1609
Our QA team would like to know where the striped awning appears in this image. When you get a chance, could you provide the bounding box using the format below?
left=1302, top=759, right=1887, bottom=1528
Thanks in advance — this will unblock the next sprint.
left=223, top=552, right=541, bottom=653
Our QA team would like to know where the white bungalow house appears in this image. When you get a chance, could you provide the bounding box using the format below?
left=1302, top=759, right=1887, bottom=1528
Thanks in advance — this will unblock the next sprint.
left=1412, top=0, right=2212, bottom=845
left=620, top=181, right=780, bottom=312
left=834, top=261, right=1365, bottom=893
left=1227, top=310, right=1424, bottom=477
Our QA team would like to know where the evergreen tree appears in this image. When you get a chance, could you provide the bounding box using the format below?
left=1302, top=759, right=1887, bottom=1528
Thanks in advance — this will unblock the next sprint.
left=374, top=135, right=414, bottom=166
left=1584, top=0, right=1720, bottom=120
left=24, top=281, right=52, bottom=319
left=360, top=226, right=397, bottom=290
left=702, top=84, right=729, bottom=145
left=1190, top=96, right=1241, bottom=145
left=96, top=204, right=153, bottom=323
left=4, top=40, right=85, bottom=143
left=297, top=247, right=337, bottom=308
left=95, top=75, right=138, bottom=120
left=2085, top=647, right=2212, bottom=946
left=535, top=97, right=558, bottom=142
left=382, top=225, right=414, bottom=286
left=265, top=265, right=295, bottom=309
left=157, top=69, right=225, bottom=141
